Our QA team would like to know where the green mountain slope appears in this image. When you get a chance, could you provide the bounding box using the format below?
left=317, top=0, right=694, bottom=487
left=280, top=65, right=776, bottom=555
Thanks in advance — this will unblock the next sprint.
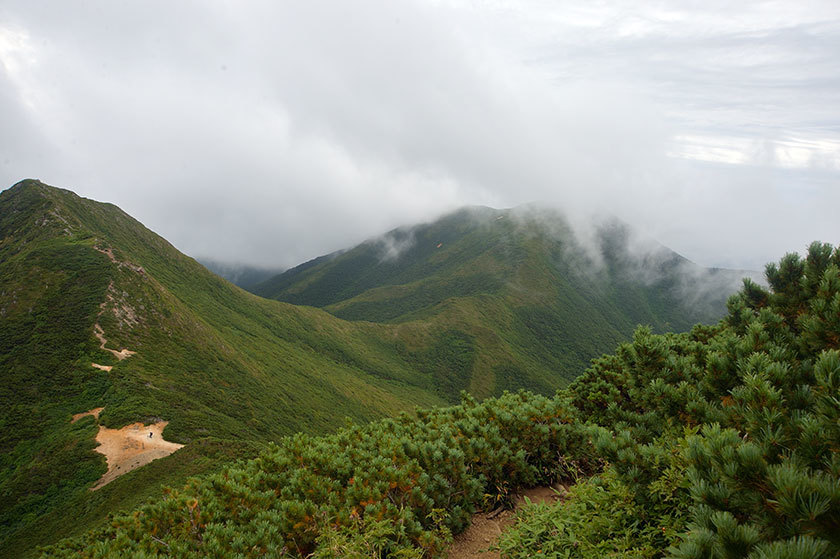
left=253, top=206, right=748, bottom=390
left=0, top=180, right=453, bottom=556
left=0, top=182, right=749, bottom=557
left=43, top=242, right=840, bottom=559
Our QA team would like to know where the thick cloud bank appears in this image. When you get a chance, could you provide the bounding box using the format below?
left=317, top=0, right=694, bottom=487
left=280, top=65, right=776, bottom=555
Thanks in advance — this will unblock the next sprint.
left=1, top=1, right=838, bottom=269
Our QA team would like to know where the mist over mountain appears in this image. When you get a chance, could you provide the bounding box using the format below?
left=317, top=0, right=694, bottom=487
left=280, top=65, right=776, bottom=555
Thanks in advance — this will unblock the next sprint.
left=2, top=3, right=837, bottom=273
left=1, top=180, right=456, bottom=555
left=197, top=258, right=285, bottom=290
left=3, top=178, right=837, bottom=559
left=253, top=205, right=752, bottom=386
left=7, top=180, right=741, bottom=555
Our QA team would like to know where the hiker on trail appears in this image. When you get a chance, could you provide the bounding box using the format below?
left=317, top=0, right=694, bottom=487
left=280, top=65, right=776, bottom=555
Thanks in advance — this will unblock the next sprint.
left=149, top=432, right=153, bottom=438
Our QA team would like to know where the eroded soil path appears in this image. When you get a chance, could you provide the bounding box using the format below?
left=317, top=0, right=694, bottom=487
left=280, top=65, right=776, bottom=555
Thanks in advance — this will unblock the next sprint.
left=71, top=407, right=104, bottom=423
left=91, top=420, right=184, bottom=490
left=446, top=485, right=568, bottom=559
left=94, top=323, right=136, bottom=361
left=91, top=244, right=143, bottom=364
left=72, top=248, right=179, bottom=489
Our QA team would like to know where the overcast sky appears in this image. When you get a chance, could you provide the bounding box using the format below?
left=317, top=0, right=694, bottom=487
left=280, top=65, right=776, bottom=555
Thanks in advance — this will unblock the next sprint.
left=1, top=1, right=838, bottom=270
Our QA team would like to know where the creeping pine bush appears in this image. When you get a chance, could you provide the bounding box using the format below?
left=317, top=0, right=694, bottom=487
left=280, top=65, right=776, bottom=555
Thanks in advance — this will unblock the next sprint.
left=500, top=243, right=840, bottom=559
left=497, top=434, right=693, bottom=559
left=669, top=244, right=840, bottom=559
left=43, top=243, right=840, bottom=559
left=42, top=391, right=598, bottom=558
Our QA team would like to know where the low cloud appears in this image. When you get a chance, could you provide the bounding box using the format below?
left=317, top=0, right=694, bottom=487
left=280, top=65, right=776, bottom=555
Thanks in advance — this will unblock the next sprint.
left=374, top=229, right=417, bottom=262
left=0, top=1, right=837, bottom=270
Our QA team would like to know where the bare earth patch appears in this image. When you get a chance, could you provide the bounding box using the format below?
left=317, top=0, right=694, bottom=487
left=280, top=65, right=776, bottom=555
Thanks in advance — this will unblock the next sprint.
left=91, top=363, right=113, bottom=372
left=94, top=245, right=118, bottom=263
left=94, top=244, right=146, bottom=275
left=71, top=407, right=104, bottom=423
left=93, top=323, right=136, bottom=360
left=446, top=486, right=567, bottom=559
left=91, top=421, right=184, bottom=490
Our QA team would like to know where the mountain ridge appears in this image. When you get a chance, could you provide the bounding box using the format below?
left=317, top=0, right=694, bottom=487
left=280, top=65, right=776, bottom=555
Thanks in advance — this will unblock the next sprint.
left=39, top=240, right=840, bottom=558
left=0, top=179, right=452, bottom=556
left=251, top=204, right=750, bottom=388
left=0, top=180, right=749, bottom=557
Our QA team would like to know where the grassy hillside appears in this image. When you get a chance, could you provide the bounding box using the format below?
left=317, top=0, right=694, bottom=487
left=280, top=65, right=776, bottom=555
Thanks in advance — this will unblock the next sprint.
left=254, top=206, right=747, bottom=391
left=0, top=181, right=750, bottom=557
left=0, top=180, right=453, bottom=556
left=42, top=242, right=840, bottom=559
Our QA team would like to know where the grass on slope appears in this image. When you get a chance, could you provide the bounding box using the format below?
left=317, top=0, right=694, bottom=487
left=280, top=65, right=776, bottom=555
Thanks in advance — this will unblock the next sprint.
left=253, top=207, right=739, bottom=394
left=40, top=242, right=840, bottom=559
left=0, top=181, right=449, bottom=557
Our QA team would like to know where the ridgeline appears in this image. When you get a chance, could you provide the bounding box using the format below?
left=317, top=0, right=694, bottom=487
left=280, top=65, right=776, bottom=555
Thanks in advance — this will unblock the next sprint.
left=1, top=180, right=761, bottom=557
left=254, top=205, right=747, bottom=393
left=41, top=241, right=840, bottom=558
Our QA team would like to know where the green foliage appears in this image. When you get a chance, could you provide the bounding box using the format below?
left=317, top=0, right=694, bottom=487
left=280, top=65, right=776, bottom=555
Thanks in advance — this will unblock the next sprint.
left=313, top=514, right=429, bottom=559
left=254, top=206, right=739, bottom=393
left=408, top=329, right=476, bottom=401
left=5, top=181, right=839, bottom=559
left=41, top=391, right=597, bottom=558
left=497, top=466, right=688, bottom=559
left=0, top=180, right=461, bottom=556
left=0, top=184, right=117, bottom=551
left=502, top=241, right=840, bottom=559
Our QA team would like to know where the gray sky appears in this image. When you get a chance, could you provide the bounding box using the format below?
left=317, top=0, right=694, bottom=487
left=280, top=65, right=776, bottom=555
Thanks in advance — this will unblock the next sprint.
left=1, top=1, right=838, bottom=270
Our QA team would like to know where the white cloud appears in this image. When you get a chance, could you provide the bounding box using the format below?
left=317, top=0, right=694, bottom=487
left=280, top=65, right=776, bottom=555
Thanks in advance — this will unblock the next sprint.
left=0, top=0, right=838, bottom=270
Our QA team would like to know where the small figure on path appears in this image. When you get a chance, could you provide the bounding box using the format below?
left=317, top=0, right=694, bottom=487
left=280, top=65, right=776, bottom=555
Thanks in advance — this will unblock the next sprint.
left=149, top=432, right=153, bottom=438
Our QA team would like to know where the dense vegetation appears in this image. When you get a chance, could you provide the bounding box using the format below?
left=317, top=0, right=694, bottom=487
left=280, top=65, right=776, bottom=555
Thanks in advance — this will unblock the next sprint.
left=500, top=241, right=840, bottom=559
left=6, top=181, right=733, bottom=556
left=43, top=391, right=596, bottom=558
left=253, top=206, right=748, bottom=388
left=41, top=242, right=840, bottom=558
left=1, top=181, right=453, bottom=556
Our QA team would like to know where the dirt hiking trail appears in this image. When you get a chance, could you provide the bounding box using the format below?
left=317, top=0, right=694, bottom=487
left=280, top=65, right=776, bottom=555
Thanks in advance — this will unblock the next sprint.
left=70, top=407, right=184, bottom=490
left=91, top=420, right=184, bottom=490
left=71, top=407, right=104, bottom=423
left=446, top=485, right=568, bottom=559
left=94, top=323, right=136, bottom=360
left=76, top=252, right=178, bottom=489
